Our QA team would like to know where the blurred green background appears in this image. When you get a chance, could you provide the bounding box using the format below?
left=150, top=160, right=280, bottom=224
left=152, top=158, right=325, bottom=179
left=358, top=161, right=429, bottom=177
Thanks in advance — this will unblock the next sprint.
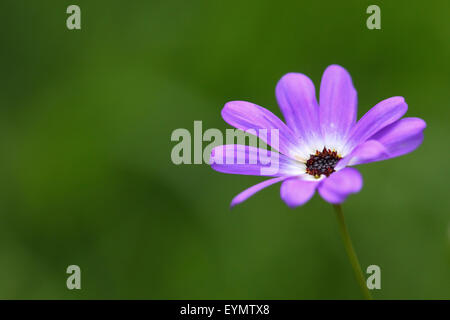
left=0, top=0, right=449, bottom=299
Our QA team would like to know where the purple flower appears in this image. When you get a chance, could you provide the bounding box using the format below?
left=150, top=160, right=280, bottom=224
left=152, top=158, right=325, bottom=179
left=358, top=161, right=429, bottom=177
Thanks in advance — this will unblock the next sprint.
left=210, top=65, right=426, bottom=208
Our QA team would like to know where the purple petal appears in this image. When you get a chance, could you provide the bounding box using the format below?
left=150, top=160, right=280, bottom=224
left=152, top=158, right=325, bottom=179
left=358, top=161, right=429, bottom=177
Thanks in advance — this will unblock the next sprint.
left=345, top=96, right=408, bottom=152
left=319, top=65, right=357, bottom=146
left=318, top=168, right=362, bottom=204
left=221, top=101, right=301, bottom=156
left=231, top=176, right=288, bottom=207
left=370, top=117, right=426, bottom=160
left=336, top=140, right=389, bottom=169
left=210, top=145, right=304, bottom=176
left=280, top=177, right=319, bottom=208
left=275, top=73, right=321, bottom=145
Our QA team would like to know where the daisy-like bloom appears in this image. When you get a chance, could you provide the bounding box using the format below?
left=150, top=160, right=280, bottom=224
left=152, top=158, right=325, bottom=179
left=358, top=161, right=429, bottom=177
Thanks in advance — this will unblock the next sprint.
left=210, top=65, right=426, bottom=208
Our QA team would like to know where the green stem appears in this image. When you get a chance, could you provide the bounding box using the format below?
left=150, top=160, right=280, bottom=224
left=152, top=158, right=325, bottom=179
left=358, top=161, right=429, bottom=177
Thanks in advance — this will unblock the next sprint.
left=333, top=204, right=372, bottom=300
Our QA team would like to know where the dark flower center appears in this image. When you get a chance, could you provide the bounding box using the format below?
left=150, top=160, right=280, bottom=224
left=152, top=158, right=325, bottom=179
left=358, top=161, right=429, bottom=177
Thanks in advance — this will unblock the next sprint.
left=306, top=147, right=341, bottom=178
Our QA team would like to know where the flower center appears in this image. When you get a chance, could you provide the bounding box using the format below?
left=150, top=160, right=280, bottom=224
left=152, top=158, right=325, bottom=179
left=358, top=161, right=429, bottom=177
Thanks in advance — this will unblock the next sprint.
left=306, top=147, right=341, bottom=178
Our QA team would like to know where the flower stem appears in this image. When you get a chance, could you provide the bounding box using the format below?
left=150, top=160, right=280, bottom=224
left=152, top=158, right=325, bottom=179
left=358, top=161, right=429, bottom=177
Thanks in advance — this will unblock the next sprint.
left=333, top=204, right=372, bottom=300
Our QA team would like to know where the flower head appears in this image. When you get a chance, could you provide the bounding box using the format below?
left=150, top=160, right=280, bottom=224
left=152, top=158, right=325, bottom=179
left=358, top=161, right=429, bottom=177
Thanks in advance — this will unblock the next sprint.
left=210, top=65, right=426, bottom=208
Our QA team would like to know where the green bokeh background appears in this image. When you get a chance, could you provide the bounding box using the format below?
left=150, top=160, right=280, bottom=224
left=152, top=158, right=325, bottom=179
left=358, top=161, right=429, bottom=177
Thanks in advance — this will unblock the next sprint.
left=0, top=1, right=449, bottom=299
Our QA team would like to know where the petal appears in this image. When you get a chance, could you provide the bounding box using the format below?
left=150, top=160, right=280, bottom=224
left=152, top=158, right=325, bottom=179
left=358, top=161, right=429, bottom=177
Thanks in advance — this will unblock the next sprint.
left=319, top=65, right=357, bottom=148
left=210, top=145, right=305, bottom=176
left=280, top=177, right=319, bottom=208
left=275, top=73, right=322, bottom=150
left=370, top=117, right=426, bottom=160
left=231, top=176, right=288, bottom=208
left=318, top=168, right=363, bottom=204
left=221, top=101, right=302, bottom=157
left=335, top=140, right=389, bottom=169
left=344, top=97, right=408, bottom=154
